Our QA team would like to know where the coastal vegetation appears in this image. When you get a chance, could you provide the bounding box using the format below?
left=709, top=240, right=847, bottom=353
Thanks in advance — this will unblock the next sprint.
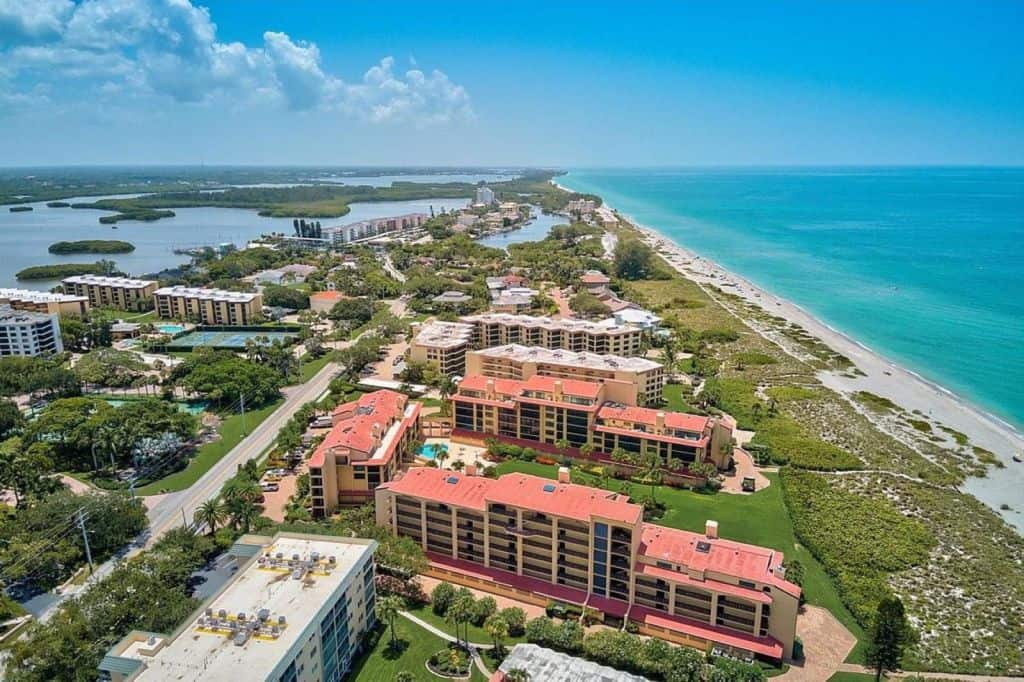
left=601, top=218, right=1024, bottom=674
left=67, top=171, right=571, bottom=221
left=48, top=239, right=135, bottom=254
left=46, top=201, right=70, bottom=207
left=16, top=260, right=118, bottom=280
left=9, top=205, right=32, bottom=212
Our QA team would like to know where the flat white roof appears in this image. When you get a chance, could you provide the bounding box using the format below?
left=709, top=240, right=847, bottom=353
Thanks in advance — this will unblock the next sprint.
left=461, top=312, right=637, bottom=336
left=62, top=275, right=156, bottom=288
left=0, top=287, right=87, bottom=303
left=471, top=343, right=662, bottom=373
left=126, top=535, right=374, bottom=681
left=412, top=320, right=474, bottom=349
left=154, top=286, right=259, bottom=303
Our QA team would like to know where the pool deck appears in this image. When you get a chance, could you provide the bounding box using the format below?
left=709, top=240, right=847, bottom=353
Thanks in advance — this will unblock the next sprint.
left=419, top=437, right=489, bottom=471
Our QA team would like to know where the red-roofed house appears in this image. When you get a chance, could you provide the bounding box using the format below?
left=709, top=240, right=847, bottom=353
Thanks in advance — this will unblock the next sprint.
left=376, top=468, right=799, bottom=661
left=580, top=270, right=611, bottom=294
left=308, top=390, right=421, bottom=515
left=452, top=375, right=734, bottom=471
left=308, top=290, right=353, bottom=313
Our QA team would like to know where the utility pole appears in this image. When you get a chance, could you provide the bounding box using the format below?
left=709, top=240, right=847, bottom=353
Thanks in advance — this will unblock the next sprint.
left=240, top=393, right=246, bottom=436
left=77, top=509, right=93, bottom=574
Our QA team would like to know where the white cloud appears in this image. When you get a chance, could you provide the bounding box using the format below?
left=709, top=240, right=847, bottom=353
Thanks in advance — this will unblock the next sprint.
left=0, top=0, right=472, bottom=124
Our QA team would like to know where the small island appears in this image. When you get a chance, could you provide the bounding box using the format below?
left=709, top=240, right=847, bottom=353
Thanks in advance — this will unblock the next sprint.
left=48, top=240, right=136, bottom=254
left=9, top=206, right=33, bottom=212
left=46, top=201, right=71, bottom=208
left=16, top=262, right=115, bottom=280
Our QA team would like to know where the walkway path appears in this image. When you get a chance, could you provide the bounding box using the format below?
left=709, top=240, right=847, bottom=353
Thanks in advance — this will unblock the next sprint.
left=399, top=611, right=494, bottom=679
left=834, top=664, right=1020, bottom=681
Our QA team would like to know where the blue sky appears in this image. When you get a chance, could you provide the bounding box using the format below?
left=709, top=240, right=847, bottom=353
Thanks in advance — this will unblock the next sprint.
left=0, top=0, right=1021, bottom=166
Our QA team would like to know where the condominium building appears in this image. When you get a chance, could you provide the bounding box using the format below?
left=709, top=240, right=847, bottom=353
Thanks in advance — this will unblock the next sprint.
left=0, top=306, right=63, bottom=356
left=452, top=375, right=732, bottom=470
left=408, top=321, right=474, bottom=376
left=62, top=275, right=157, bottom=312
left=309, top=390, right=422, bottom=515
left=376, top=468, right=799, bottom=662
left=460, top=313, right=645, bottom=357
left=466, top=344, right=665, bottom=406
left=0, top=287, right=89, bottom=316
left=153, top=286, right=263, bottom=325
left=475, top=186, right=496, bottom=206
left=322, top=213, right=427, bottom=246
left=100, top=532, right=378, bottom=682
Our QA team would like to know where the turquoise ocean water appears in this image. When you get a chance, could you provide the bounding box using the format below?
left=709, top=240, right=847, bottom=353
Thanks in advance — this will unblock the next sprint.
left=560, top=168, right=1024, bottom=430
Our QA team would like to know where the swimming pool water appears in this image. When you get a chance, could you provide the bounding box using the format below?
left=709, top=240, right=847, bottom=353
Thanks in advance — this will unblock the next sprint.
left=418, top=443, right=448, bottom=460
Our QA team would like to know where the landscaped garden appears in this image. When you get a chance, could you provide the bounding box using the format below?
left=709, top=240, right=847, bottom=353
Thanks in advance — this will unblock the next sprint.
left=347, top=618, right=488, bottom=681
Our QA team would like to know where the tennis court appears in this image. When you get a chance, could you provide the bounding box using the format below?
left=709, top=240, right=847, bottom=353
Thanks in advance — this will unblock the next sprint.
left=165, top=328, right=297, bottom=350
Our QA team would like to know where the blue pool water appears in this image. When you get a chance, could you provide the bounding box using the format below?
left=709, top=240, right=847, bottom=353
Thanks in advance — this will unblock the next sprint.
left=418, top=443, right=448, bottom=460
left=560, top=168, right=1024, bottom=430
left=104, top=398, right=208, bottom=415
left=157, top=324, right=185, bottom=334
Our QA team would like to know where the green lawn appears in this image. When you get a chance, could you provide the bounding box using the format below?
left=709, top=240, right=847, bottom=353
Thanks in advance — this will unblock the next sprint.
left=296, top=353, right=334, bottom=383
left=662, top=382, right=699, bottom=413
left=349, top=618, right=488, bottom=682
left=493, top=460, right=867, bottom=661
left=136, top=398, right=284, bottom=495
left=827, top=673, right=876, bottom=682
left=406, top=604, right=527, bottom=648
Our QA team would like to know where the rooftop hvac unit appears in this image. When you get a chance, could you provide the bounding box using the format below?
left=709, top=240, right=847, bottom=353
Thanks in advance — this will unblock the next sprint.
left=278, top=615, right=287, bottom=626
left=218, top=609, right=227, bottom=619
left=292, top=553, right=300, bottom=561
left=311, top=551, right=320, bottom=562
left=258, top=609, right=270, bottom=622
left=233, top=633, right=249, bottom=647
left=205, top=608, right=213, bottom=617
left=292, top=568, right=304, bottom=580
left=276, top=553, right=284, bottom=560
left=237, top=612, right=246, bottom=621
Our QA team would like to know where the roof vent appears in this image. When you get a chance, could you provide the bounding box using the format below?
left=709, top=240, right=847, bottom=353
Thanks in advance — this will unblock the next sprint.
left=705, top=519, right=719, bottom=539
left=542, top=483, right=556, bottom=493
left=446, top=476, right=460, bottom=484
left=696, top=541, right=712, bottom=553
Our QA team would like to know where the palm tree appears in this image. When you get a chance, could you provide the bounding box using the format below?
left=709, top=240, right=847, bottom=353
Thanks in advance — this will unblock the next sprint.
left=194, top=499, right=227, bottom=535
left=579, top=442, right=595, bottom=460
left=555, top=438, right=571, bottom=461
left=484, top=613, right=509, bottom=656
left=395, top=672, right=416, bottom=682
left=436, top=447, right=450, bottom=470
left=639, top=445, right=662, bottom=502
left=226, top=496, right=259, bottom=533
left=377, top=594, right=405, bottom=650
left=662, top=338, right=679, bottom=380
left=505, top=669, right=531, bottom=682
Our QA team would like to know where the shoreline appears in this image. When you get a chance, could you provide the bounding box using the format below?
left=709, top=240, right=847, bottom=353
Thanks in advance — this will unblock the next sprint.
left=556, top=180, right=1022, bottom=530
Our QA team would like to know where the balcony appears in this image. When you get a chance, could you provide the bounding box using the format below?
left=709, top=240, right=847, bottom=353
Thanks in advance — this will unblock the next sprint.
left=505, top=522, right=546, bottom=538
left=674, top=604, right=711, bottom=620
left=610, top=541, right=631, bottom=557
left=611, top=528, right=632, bottom=543
left=556, top=544, right=587, bottom=560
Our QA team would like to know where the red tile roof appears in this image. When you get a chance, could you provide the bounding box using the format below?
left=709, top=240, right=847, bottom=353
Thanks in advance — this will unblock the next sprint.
left=628, top=604, right=784, bottom=659
left=639, top=524, right=799, bottom=597
left=457, top=375, right=525, bottom=397
left=309, top=290, right=350, bottom=301
left=383, top=469, right=642, bottom=525
left=486, top=473, right=643, bottom=525
left=521, top=374, right=602, bottom=399
left=380, top=467, right=494, bottom=511
left=598, top=404, right=710, bottom=434
left=308, top=390, right=409, bottom=468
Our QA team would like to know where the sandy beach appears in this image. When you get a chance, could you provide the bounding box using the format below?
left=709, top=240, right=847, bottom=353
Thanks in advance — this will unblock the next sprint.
left=558, top=177, right=1022, bottom=526
left=617, top=216, right=1024, bottom=529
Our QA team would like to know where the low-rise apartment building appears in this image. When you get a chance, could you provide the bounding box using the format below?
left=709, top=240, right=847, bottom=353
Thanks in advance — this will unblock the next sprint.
left=466, top=344, right=665, bottom=406
left=408, top=321, right=475, bottom=376
left=0, top=306, right=63, bottom=356
left=376, top=468, right=799, bottom=661
left=461, top=313, right=645, bottom=356
left=0, top=287, right=89, bottom=316
left=62, top=275, right=157, bottom=311
left=309, top=390, right=422, bottom=515
left=153, top=286, right=263, bottom=325
left=452, top=375, right=732, bottom=469
left=100, top=532, right=378, bottom=682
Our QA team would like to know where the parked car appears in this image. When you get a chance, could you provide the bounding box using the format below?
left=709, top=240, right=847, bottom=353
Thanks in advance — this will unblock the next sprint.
left=260, top=482, right=280, bottom=492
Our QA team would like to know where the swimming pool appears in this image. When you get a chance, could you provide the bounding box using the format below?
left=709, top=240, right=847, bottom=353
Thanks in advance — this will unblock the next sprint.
left=157, top=324, right=185, bottom=334
left=418, top=443, right=448, bottom=460
left=104, top=398, right=208, bottom=415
